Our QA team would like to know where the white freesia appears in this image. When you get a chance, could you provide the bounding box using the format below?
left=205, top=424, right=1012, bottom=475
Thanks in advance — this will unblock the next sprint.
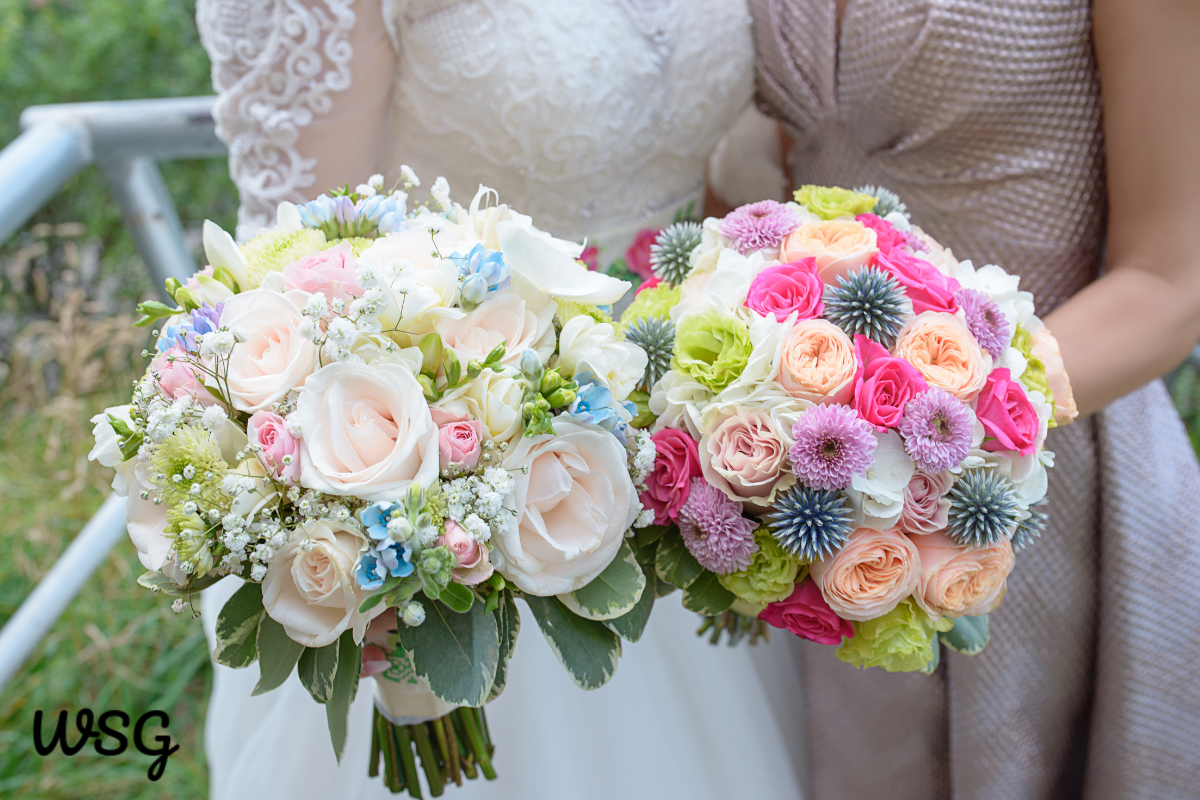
left=686, top=216, right=728, bottom=277
left=274, top=201, right=303, bottom=233
left=123, top=462, right=187, bottom=585
left=846, top=430, right=916, bottom=529
left=555, top=316, right=647, bottom=401
left=228, top=456, right=279, bottom=519
left=438, top=369, right=526, bottom=444
left=89, top=405, right=137, bottom=495
left=202, top=220, right=249, bottom=290
left=496, top=220, right=630, bottom=306
left=345, top=334, right=423, bottom=369
left=675, top=248, right=775, bottom=324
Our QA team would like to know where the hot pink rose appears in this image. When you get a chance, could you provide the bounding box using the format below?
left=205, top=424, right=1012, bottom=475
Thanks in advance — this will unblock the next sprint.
left=744, top=259, right=824, bottom=322
left=578, top=244, right=600, bottom=271
left=636, top=274, right=662, bottom=295
left=640, top=427, right=703, bottom=525
left=874, top=249, right=959, bottom=315
left=625, top=228, right=660, bottom=279
left=855, top=213, right=907, bottom=256
left=976, top=368, right=1039, bottom=456
left=438, top=420, right=484, bottom=471
left=282, top=241, right=364, bottom=303
left=899, top=471, right=951, bottom=535
left=152, top=345, right=216, bottom=406
left=852, top=335, right=929, bottom=430
left=438, top=519, right=494, bottom=586
left=759, top=580, right=854, bottom=646
left=247, top=410, right=301, bottom=484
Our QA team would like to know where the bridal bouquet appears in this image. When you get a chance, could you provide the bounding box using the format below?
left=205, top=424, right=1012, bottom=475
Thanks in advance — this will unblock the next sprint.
left=620, top=185, right=1077, bottom=672
left=89, top=172, right=660, bottom=796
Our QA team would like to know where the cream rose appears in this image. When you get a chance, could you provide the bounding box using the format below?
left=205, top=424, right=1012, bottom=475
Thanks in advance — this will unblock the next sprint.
left=556, top=315, right=648, bottom=401
left=262, top=518, right=386, bottom=647
left=358, top=227, right=468, bottom=339
left=221, top=289, right=319, bottom=413
left=496, top=418, right=639, bottom=595
left=435, top=284, right=556, bottom=368
left=699, top=407, right=794, bottom=508
left=438, top=368, right=525, bottom=444
left=780, top=220, right=878, bottom=285
left=911, top=530, right=1014, bottom=620
left=894, top=311, right=990, bottom=401
left=295, top=362, right=439, bottom=501
left=778, top=319, right=857, bottom=404
left=810, top=527, right=921, bottom=621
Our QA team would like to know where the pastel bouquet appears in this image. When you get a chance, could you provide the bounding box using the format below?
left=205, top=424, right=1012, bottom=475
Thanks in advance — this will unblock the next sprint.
left=618, top=184, right=1077, bottom=671
left=88, top=172, right=661, bottom=796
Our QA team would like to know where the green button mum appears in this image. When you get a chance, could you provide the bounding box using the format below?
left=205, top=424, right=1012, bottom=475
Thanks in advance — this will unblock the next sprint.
left=672, top=311, right=753, bottom=392
left=836, top=598, right=954, bottom=673
left=718, top=528, right=806, bottom=609
left=793, top=185, right=879, bottom=221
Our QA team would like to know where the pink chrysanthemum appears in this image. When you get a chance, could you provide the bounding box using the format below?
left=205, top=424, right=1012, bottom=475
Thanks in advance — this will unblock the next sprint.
left=789, top=405, right=877, bottom=490
left=899, top=388, right=974, bottom=473
left=677, top=479, right=759, bottom=575
left=956, top=288, right=1011, bottom=360
left=719, top=200, right=800, bottom=255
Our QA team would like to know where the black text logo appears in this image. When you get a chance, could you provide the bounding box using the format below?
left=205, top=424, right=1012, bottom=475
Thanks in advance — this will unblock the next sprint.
left=32, top=709, right=179, bottom=780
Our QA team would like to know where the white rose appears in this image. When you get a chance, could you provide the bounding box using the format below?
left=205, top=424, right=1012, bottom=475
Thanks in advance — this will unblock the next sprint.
left=497, top=418, right=639, bottom=595
left=89, top=405, right=137, bottom=495
left=846, top=430, right=916, bottom=529
left=295, top=362, right=439, bottom=501
left=262, top=518, right=385, bottom=647
left=358, top=229, right=467, bottom=339
left=555, top=316, right=647, bottom=401
left=438, top=369, right=525, bottom=444
left=436, top=284, right=556, bottom=368
left=221, top=289, right=319, bottom=413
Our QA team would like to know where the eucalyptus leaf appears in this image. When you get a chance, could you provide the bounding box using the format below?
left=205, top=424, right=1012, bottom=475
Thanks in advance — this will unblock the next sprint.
left=522, top=595, right=621, bottom=690
left=940, top=614, right=990, bottom=655
left=137, top=570, right=221, bottom=597
left=213, top=581, right=264, bottom=668
left=655, top=530, right=703, bottom=589
left=561, top=541, right=645, bottom=621
left=395, top=600, right=499, bottom=706
left=325, top=630, right=361, bottom=763
left=298, top=641, right=340, bottom=703
left=252, top=615, right=305, bottom=696
left=487, top=592, right=520, bottom=703
left=440, top=580, right=475, bottom=613
left=604, top=569, right=656, bottom=642
left=681, top=570, right=736, bottom=615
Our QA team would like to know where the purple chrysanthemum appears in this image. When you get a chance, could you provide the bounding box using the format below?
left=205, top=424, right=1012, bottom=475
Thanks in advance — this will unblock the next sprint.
left=789, top=405, right=877, bottom=490
left=956, top=288, right=1011, bottom=360
left=719, top=200, right=800, bottom=255
left=899, top=388, right=974, bottom=473
left=677, top=478, right=759, bottom=575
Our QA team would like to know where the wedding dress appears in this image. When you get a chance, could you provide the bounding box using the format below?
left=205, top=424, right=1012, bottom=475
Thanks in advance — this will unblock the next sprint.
left=195, top=1, right=805, bottom=798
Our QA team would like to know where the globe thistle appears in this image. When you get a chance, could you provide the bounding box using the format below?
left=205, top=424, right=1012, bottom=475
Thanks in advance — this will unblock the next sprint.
left=956, top=288, right=1011, bottom=360
left=766, top=484, right=854, bottom=562
left=946, top=470, right=1020, bottom=548
left=622, top=315, right=675, bottom=391
left=650, top=221, right=703, bottom=285
left=853, top=185, right=908, bottom=219
left=823, top=267, right=907, bottom=349
left=899, top=388, right=973, bottom=473
left=677, top=478, right=759, bottom=575
left=718, top=200, right=800, bottom=254
left=1011, top=500, right=1048, bottom=553
left=789, top=405, right=877, bottom=490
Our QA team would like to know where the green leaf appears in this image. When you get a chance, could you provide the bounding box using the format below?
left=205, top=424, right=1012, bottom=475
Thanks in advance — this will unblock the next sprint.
left=395, top=600, right=499, bottom=706
left=133, top=300, right=183, bottom=326
left=325, top=630, right=361, bottom=763
left=384, top=573, right=423, bottom=608
left=522, top=595, right=621, bottom=690
left=560, top=541, right=646, bottom=621
left=635, top=524, right=671, bottom=549
left=920, top=637, right=942, bottom=675
left=440, top=581, right=475, bottom=613
left=213, top=581, right=264, bottom=668
left=358, top=574, right=403, bottom=613
left=680, top=570, right=736, bottom=616
left=297, top=642, right=340, bottom=703
left=137, top=570, right=221, bottom=598
left=487, top=591, right=520, bottom=702
left=655, top=530, right=703, bottom=589
left=252, top=614, right=305, bottom=695
left=604, top=569, right=656, bottom=643
left=940, top=614, right=990, bottom=655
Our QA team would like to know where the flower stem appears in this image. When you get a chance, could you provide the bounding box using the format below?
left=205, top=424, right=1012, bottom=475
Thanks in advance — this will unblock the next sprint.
left=395, top=724, right=423, bottom=798
left=411, top=722, right=445, bottom=796
left=456, top=707, right=497, bottom=780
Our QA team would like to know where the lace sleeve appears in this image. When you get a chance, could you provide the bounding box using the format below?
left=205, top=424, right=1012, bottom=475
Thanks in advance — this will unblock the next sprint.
left=197, top=0, right=399, bottom=240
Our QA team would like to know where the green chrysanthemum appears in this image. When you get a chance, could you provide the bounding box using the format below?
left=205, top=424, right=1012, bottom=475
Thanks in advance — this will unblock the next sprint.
left=151, top=425, right=230, bottom=509
left=671, top=311, right=753, bottom=392
left=167, top=508, right=214, bottom=578
left=794, top=185, right=879, bottom=220
left=619, top=284, right=681, bottom=328
left=325, top=236, right=375, bottom=257
left=555, top=299, right=613, bottom=332
left=650, top=221, right=703, bottom=285
left=239, top=228, right=327, bottom=288
left=836, top=599, right=953, bottom=673
left=718, top=528, right=806, bottom=609
left=423, top=483, right=448, bottom=531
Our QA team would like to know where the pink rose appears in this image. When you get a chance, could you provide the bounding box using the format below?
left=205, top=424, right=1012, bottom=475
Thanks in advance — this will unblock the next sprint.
left=152, top=345, right=217, bottom=406
left=898, top=471, right=951, bottom=535
left=438, top=419, right=484, bottom=471
left=578, top=244, right=600, bottom=272
left=911, top=530, right=1014, bottom=620
left=636, top=274, right=662, bottom=295
left=282, top=241, right=364, bottom=304
left=975, top=368, right=1039, bottom=456
left=810, top=527, right=922, bottom=621
left=855, top=213, right=907, bottom=255
left=438, top=520, right=494, bottom=586
left=247, top=410, right=301, bottom=484
left=641, top=428, right=703, bottom=525
left=759, top=580, right=854, bottom=645
left=852, top=335, right=929, bottom=430
left=700, top=408, right=792, bottom=508
left=874, top=249, right=959, bottom=315
left=625, top=228, right=660, bottom=279
left=744, top=259, right=824, bottom=322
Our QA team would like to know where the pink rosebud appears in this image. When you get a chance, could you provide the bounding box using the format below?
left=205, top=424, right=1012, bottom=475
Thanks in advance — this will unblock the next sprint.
left=439, top=520, right=494, bottom=586
left=855, top=213, right=907, bottom=256
left=759, top=580, right=854, bottom=646
left=899, top=471, right=952, bottom=535
left=282, top=241, right=364, bottom=303
left=744, top=259, right=824, bottom=322
left=975, top=368, right=1040, bottom=456
left=152, top=345, right=217, bottom=406
left=873, top=248, right=960, bottom=316
left=635, top=274, right=663, bottom=295
left=852, top=335, right=929, bottom=430
left=640, top=428, right=704, bottom=525
left=438, top=419, right=484, bottom=471
left=247, top=410, right=301, bottom=484
left=625, top=228, right=660, bottom=279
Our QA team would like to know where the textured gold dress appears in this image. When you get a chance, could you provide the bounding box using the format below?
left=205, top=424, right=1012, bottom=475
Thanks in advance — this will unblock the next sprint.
left=749, top=1, right=1200, bottom=797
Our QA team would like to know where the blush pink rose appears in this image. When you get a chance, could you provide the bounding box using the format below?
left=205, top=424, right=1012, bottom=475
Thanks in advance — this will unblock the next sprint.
left=152, top=345, right=217, bottom=406
left=759, top=580, right=855, bottom=645
left=439, top=519, right=494, bottom=586
left=247, top=410, right=301, bottom=484
left=625, top=228, right=659, bottom=279
left=438, top=419, right=484, bottom=471
left=874, top=249, right=960, bottom=315
left=641, top=427, right=703, bottom=525
left=744, top=259, right=824, bottom=322
left=282, top=241, right=364, bottom=303
left=810, top=527, right=922, bottom=621
left=852, top=335, right=929, bottom=430
left=855, top=213, right=907, bottom=255
left=700, top=408, right=792, bottom=507
left=976, top=368, right=1040, bottom=456
left=912, top=530, right=1015, bottom=620
left=898, top=471, right=952, bottom=535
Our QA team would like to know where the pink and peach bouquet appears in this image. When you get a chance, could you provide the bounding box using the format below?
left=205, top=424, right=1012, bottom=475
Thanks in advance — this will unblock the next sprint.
left=89, top=172, right=662, bottom=795
left=621, top=184, right=1076, bottom=672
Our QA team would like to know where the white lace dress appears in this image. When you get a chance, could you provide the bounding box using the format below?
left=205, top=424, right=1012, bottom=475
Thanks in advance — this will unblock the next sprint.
left=196, top=1, right=804, bottom=798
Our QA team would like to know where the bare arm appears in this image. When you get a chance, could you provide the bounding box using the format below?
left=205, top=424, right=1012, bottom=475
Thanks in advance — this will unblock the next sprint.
left=1045, top=0, right=1200, bottom=416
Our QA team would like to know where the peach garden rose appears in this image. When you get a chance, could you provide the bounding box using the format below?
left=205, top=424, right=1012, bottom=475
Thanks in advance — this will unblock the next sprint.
left=894, top=311, right=990, bottom=401
left=778, top=319, right=858, bottom=404
left=911, top=530, right=1015, bottom=620
left=809, top=527, right=922, bottom=621
left=780, top=219, right=878, bottom=285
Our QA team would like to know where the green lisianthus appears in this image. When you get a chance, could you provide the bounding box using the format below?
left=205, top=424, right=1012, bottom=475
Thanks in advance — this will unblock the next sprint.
left=836, top=599, right=954, bottom=672
left=619, top=284, right=681, bottom=328
left=719, top=528, right=805, bottom=606
left=672, top=311, right=753, bottom=392
left=239, top=228, right=327, bottom=288
left=1010, top=324, right=1055, bottom=413
left=793, top=185, right=879, bottom=220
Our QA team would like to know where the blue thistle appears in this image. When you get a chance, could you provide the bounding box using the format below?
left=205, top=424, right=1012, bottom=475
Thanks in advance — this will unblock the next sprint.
left=766, top=485, right=854, bottom=562
left=946, top=471, right=1020, bottom=548
left=823, top=267, right=908, bottom=349
left=853, top=185, right=908, bottom=219
left=650, top=221, right=703, bottom=285
left=1011, top=499, right=1048, bottom=553
left=622, top=315, right=675, bottom=391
